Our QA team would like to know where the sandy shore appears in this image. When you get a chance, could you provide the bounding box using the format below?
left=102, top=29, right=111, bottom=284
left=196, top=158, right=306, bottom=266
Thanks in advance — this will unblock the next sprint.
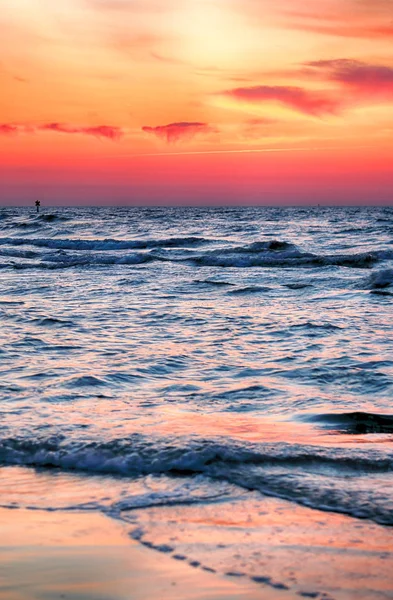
left=1, top=496, right=393, bottom=600
left=0, top=508, right=287, bottom=600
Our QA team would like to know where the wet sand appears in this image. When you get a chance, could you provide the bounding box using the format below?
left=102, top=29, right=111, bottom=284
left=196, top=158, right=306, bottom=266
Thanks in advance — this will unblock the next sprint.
left=1, top=496, right=393, bottom=600
left=120, top=492, right=393, bottom=600
left=0, top=508, right=283, bottom=600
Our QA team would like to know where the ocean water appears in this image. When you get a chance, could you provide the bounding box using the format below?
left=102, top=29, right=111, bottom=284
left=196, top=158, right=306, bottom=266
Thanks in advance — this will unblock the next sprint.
left=1, top=206, right=393, bottom=589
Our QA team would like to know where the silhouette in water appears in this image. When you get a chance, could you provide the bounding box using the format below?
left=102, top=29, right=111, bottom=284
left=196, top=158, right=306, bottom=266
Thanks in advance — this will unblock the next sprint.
left=35, top=200, right=41, bottom=213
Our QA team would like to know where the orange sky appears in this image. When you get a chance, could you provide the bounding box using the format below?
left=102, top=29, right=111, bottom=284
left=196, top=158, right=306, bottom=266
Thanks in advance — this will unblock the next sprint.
left=1, top=0, right=392, bottom=204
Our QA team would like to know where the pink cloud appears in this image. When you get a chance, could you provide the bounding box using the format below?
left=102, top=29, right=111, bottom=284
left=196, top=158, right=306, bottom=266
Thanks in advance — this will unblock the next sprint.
left=0, top=122, right=124, bottom=140
left=307, top=60, right=393, bottom=98
left=0, top=124, right=19, bottom=135
left=40, top=123, right=124, bottom=140
left=142, top=122, right=216, bottom=143
left=222, top=85, right=340, bottom=116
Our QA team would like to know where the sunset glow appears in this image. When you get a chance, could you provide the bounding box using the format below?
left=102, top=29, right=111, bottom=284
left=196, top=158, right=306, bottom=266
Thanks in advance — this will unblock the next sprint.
left=1, top=0, right=392, bottom=204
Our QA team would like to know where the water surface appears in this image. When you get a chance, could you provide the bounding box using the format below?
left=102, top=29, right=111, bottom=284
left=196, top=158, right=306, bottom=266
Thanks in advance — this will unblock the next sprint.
left=0, top=206, right=392, bottom=588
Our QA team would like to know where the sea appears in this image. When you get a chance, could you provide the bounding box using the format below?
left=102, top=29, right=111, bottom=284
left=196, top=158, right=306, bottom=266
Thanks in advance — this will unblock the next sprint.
left=0, top=206, right=392, bottom=591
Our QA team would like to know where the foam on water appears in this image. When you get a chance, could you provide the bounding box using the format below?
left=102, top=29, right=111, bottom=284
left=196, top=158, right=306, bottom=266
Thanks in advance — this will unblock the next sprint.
left=0, top=430, right=392, bottom=523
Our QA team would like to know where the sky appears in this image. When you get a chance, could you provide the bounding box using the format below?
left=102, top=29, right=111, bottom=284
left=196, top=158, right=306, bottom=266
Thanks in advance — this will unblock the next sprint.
left=1, top=0, right=393, bottom=205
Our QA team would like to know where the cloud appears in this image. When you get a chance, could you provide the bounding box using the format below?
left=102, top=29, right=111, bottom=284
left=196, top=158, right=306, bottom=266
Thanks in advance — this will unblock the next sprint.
left=0, top=122, right=124, bottom=140
left=307, top=59, right=393, bottom=97
left=221, top=85, right=340, bottom=116
left=142, top=122, right=216, bottom=142
left=0, top=124, right=20, bottom=135
left=229, top=0, right=393, bottom=39
left=40, top=123, right=124, bottom=140
left=278, top=1, right=393, bottom=39
left=220, top=60, right=393, bottom=119
left=289, top=22, right=393, bottom=39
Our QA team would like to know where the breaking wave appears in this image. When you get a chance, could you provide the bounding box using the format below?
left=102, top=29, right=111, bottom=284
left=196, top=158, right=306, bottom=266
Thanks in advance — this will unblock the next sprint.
left=1, top=435, right=392, bottom=524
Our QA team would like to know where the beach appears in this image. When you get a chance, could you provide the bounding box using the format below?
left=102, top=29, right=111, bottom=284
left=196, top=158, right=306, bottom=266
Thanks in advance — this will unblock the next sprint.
left=0, top=506, right=282, bottom=600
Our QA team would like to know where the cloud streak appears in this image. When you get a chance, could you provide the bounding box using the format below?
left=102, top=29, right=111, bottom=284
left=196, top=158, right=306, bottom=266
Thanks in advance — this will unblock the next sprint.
left=40, top=123, right=124, bottom=140
left=285, top=20, right=393, bottom=39
left=279, top=1, right=393, bottom=39
left=0, top=122, right=124, bottom=140
left=142, top=121, right=216, bottom=142
left=221, top=85, right=340, bottom=116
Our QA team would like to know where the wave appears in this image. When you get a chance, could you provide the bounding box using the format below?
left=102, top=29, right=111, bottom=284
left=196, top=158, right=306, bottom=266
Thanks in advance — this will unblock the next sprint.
left=288, top=321, right=342, bottom=331
left=237, top=241, right=295, bottom=252
left=8, top=252, right=155, bottom=269
left=194, top=279, right=235, bottom=287
left=32, top=317, right=76, bottom=328
left=364, top=269, right=393, bottom=289
left=66, top=375, right=109, bottom=388
left=0, top=248, right=40, bottom=259
left=227, top=285, right=273, bottom=294
left=0, top=214, right=70, bottom=230
left=0, top=236, right=212, bottom=251
left=2, top=435, right=391, bottom=475
left=1, top=236, right=392, bottom=271
left=37, top=214, right=69, bottom=222
left=305, top=411, right=393, bottom=434
left=190, top=246, right=384, bottom=269
left=1, top=435, right=392, bottom=524
left=370, top=289, right=393, bottom=296
left=284, top=283, right=312, bottom=289
left=7, top=222, right=39, bottom=230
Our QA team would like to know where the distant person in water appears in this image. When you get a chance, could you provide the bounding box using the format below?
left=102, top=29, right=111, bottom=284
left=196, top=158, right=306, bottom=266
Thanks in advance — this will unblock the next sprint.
left=35, top=200, right=41, bottom=213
